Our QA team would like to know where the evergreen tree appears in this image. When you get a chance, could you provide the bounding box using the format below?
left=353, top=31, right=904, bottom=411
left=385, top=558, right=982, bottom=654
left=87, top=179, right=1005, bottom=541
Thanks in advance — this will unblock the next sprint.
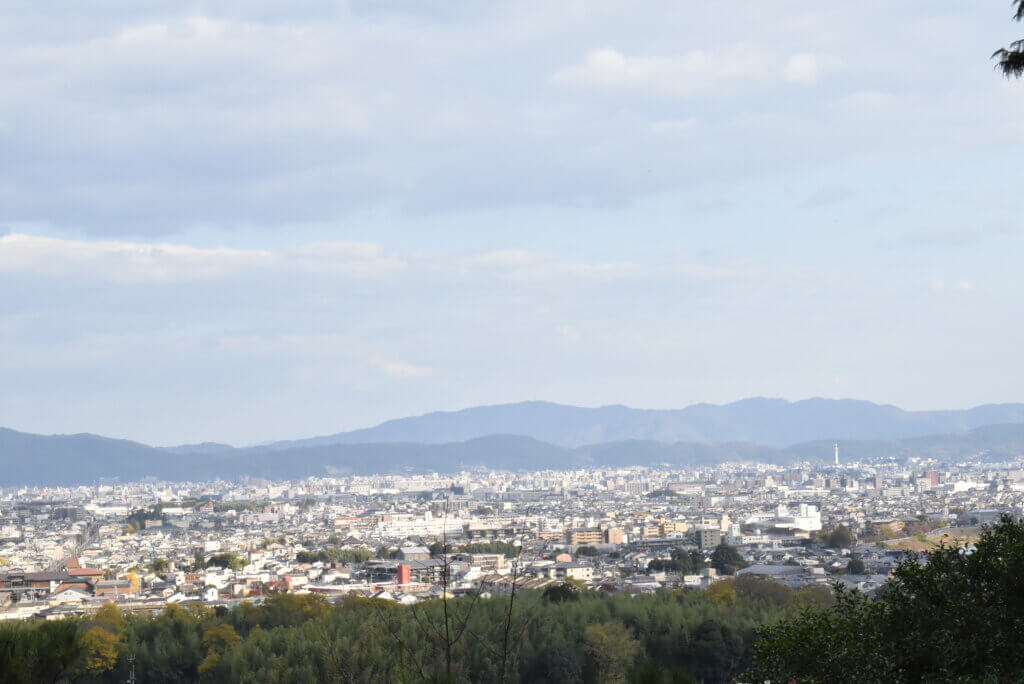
left=709, top=543, right=748, bottom=575
left=994, top=0, right=1024, bottom=77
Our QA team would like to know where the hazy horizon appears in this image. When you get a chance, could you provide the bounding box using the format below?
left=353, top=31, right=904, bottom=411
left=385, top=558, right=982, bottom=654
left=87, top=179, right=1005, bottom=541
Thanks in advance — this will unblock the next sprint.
left=4, top=395, right=1022, bottom=448
left=3, top=1, right=1022, bottom=445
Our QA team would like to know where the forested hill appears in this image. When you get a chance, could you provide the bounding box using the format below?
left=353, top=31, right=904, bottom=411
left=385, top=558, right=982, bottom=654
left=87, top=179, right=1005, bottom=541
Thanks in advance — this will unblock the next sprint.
left=265, top=398, right=1024, bottom=449
left=2, top=424, right=1024, bottom=486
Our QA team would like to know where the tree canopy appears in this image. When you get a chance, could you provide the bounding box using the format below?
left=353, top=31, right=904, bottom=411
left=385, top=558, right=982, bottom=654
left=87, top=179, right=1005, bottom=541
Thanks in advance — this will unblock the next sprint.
left=823, top=525, right=854, bottom=549
left=994, top=0, right=1024, bottom=77
left=648, top=548, right=705, bottom=575
left=0, top=584, right=829, bottom=682
left=709, top=543, right=748, bottom=575
left=205, top=552, right=246, bottom=571
left=746, top=515, right=1024, bottom=682
left=295, top=547, right=372, bottom=565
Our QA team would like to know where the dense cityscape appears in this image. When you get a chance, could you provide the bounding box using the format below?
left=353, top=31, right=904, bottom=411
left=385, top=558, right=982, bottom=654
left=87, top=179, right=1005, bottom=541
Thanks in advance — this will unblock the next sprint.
left=2, top=446, right=1017, bottom=619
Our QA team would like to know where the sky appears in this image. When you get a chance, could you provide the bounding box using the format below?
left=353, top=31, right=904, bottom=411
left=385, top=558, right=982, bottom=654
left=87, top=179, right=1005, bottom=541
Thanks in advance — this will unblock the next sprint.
left=1, top=1, right=1023, bottom=446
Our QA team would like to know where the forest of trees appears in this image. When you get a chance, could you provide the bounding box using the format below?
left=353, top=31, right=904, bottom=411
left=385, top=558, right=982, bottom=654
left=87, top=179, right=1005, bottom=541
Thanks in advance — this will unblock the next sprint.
left=0, top=579, right=832, bottom=684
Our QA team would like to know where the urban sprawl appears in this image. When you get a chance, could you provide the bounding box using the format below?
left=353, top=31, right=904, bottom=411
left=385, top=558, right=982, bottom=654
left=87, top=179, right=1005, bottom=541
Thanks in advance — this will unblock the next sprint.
left=0, top=448, right=1018, bottom=620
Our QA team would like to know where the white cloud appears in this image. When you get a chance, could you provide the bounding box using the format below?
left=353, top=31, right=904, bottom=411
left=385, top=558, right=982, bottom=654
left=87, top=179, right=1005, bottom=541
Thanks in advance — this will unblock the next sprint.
left=0, top=2, right=1013, bottom=232
left=784, top=53, right=841, bottom=84
left=551, top=48, right=838, bottom=96
left=929, top=279, right=975, bottom=293
left=649, top=118, right=698, bottom=135
left=284, top=242, right=408, bottom=278
left=456, top=249, right=758, bottom=283
left=0, top=234, right=756, bottom=285
left=558, top=324, right=582, bottom=343
left=835, top=90, right=919, bottom=119
left=374, top=360, right=437, bottom=379
left=0, top=234, right=412, bottom=282
left=0, top=233, right=272, bottom=282
left=458, top=249, right=648, bottom=282
left=550, top=47, right=768, bottom=96
left=115, top=16, right=230, bottom=44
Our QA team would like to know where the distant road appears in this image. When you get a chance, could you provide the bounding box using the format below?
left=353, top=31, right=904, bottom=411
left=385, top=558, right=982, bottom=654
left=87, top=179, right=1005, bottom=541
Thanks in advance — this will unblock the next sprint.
left=48, top=520, right=101, bottom=572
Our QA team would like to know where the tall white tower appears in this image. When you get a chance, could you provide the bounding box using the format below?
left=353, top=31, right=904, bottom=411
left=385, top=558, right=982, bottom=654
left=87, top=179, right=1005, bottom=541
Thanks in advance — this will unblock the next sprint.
left=834, top=442, right=840, bottom=467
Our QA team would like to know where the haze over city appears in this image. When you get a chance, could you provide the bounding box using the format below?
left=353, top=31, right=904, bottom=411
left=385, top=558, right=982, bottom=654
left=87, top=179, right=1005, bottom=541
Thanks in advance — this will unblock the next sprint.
left=2, top=1, right=1023, bottom=446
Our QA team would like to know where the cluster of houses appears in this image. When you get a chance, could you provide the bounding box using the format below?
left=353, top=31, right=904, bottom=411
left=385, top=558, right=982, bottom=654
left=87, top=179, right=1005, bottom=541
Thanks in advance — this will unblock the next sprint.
left=2, top=458, right=1022, bottom=620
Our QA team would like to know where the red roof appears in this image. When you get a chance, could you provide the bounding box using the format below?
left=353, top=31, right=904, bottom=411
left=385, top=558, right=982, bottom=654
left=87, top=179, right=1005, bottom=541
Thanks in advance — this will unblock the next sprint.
left=55, top=582, right=91, bottom=593
left=69, top=568, right=104, bottom=577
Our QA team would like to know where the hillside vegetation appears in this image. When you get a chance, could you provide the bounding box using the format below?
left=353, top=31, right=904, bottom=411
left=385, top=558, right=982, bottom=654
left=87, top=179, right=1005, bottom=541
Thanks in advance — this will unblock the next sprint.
left=0, top=582, right=828, bottom=684
left=746, top=516, right=1024, bottom=682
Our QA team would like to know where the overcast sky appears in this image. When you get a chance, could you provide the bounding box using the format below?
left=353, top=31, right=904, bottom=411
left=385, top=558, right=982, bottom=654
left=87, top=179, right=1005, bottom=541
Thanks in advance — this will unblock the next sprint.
left=2, top=1, right=1022, bottom=445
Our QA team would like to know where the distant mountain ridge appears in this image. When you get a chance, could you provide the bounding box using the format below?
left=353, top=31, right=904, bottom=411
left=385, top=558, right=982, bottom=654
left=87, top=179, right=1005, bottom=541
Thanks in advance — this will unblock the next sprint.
left=3, top=398, right=1024, bottom=486
left=265, top=398, right=1024, bottom=449
left=2, top=420, right=1024, bottom=487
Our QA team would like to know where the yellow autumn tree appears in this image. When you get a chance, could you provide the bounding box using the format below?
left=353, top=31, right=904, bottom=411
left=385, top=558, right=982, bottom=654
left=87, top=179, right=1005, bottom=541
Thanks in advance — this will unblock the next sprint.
left=706, top=578, right=737, bottom=605
left=198, top=623, right=241, bottom=678
left=202, top=623, right=241, bottom=653
left=81, top=626, right=119, bottom=674
left=198, top=652, right=221, bottom=677
left=93, top=603, right=127, bottom=638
